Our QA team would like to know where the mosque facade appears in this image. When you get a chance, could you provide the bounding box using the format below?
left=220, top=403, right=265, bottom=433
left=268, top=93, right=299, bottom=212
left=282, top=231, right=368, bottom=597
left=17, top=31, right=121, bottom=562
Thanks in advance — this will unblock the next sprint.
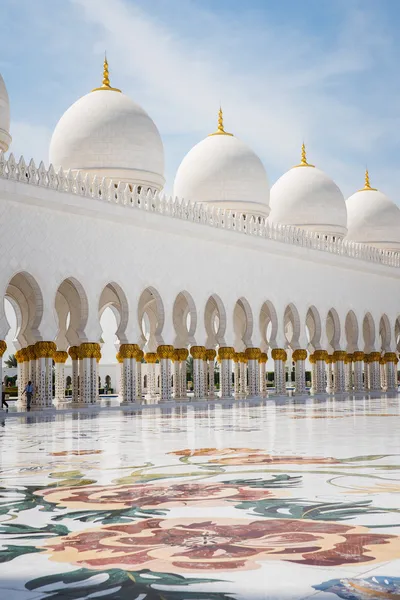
left=1, top=59, right=400, bottom=409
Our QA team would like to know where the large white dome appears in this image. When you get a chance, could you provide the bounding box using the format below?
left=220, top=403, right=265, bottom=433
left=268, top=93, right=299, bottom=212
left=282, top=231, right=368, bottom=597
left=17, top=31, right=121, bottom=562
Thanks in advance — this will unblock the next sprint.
left=269, top=147, right=347, bottom=238
left=0, top=73, right=11, bottom=152
left=346, top=173, right=400, bottom=251
left=173, top=111, right=270, bottom=217
left=49, top=61, right=164, bottom=190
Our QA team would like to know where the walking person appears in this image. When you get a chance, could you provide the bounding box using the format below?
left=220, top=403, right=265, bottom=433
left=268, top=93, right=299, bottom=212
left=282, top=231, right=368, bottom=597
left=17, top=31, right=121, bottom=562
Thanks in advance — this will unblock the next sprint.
left=22, top=380, right=34, bottom=411
left=1, top=379, right=8, bottom=411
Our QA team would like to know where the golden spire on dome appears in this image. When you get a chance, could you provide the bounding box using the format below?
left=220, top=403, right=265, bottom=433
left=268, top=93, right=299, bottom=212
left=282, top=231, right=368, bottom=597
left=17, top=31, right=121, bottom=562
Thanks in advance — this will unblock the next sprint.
left=293, top=142, right=314, bottom=168
left=92, top=53, right=121, bottom=93
left=208, top=107, right=233, bottom=137
left=359, top=168, right=377, bottom=191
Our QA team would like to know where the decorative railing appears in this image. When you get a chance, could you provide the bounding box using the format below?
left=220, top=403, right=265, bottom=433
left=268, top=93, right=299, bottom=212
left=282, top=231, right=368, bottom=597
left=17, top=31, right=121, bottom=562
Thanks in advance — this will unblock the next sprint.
left=1, top=151, right=400, bottom=269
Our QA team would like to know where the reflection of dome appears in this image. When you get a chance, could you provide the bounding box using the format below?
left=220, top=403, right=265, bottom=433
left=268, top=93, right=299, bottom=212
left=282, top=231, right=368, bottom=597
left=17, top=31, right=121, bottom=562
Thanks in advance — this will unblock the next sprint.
left=49, top=59, right=164, bottom=190
left=346, top=171, right=400, bottom=251
left=173, top=109, right=270, bottom=217
left=0, top=73, right=11, bottom=152
left=269, top=145, right=347, bottom=238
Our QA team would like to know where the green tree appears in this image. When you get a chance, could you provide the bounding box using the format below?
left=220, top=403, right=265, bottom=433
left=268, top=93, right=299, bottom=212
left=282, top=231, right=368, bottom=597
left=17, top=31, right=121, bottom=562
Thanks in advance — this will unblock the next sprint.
left=4, top=354, right=17, bottom=368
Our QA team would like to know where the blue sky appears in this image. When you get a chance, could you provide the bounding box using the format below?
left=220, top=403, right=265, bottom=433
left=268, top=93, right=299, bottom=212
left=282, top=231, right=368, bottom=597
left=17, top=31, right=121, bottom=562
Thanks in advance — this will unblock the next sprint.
left=1, top=0, right=400, bottom=199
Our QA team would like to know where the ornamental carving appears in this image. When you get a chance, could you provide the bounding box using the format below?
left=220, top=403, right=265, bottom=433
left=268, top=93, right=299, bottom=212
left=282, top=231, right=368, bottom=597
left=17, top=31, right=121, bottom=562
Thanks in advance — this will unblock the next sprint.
left=353, top=351, right=365, bottom=361
left=218, top=347, right=235, bottom=360
left=26, top=345, right=36, bottom=361
left=79, top=343, right=101, bottom=359
left=368, top=352, right=381, bottom=362
left=332, top=351, right=347, bottom=362
left=309, top=354, right=316, bottom=364
left=205, top=349, right=216, bottom=361
left=314, top=350, right=328, bottom=361
left=136, top=350, right=144, bottom=362
left=157, top=345, right=174, bottom=360
left=144, top=352, right=158, bottom=364
left=237, top=352, right=248, bottom=363
left=259, top=352, right=268, bottom=363
left=0, top=340, right=7, bottom=357
left=15, top=349, right=22, bottom=363
left=384, top=352, right=398, bottom=363
left=35, top=341, right=57, bottom=358
left=292, top=349, right=307, bottom=362
left=190, top=346, right=206, bottom=360
left=344, top=354, right=354, bottom=364
left=116, top=352, right=123, bottom=364
left=177, top=348, right=189, bottom=361
left=325, top=354, right=334, bottom=364
left=245, top=347, right=261, bottom=360
left=271, top=348, right=287, bottom=361
left=68, top=346, right=80, bottom=361
left=54, top=351, right=68, bottom=364
left=119, top=344, right=140, bottom=360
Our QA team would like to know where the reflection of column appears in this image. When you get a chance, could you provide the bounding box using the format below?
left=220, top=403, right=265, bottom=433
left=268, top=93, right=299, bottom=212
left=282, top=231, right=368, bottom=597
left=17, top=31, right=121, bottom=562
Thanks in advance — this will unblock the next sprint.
left=119, top=344, right=140, bottom=404
left=344, top=354, right=353, bottom=392
left=384, top=353, right=398, bottom=392
left=259, top=352, right=268, bottom=397
left=69, top=346, right=80, bottom=404
left=246, top=347, right=261, bottom=398
left=218, top=347, right=234, bottom=400
left=54, top=351, right=68, bottom=403
left=136, top=350, right=144, bottom=402
left=272, top=349, right=287, bottom=396
left=325, top=355, right=334, bottom=394
left=293, top=349, right=307, bottom=395
left=172, top=350, right=181, bottom=399
left=157, top=345, right=174, bottom=402
left=145, top=353, right=158, bottom=402
left=367, top=352, right=381, bottom=391
left=353, top=352, right=364, bottom=392
left=191, top=346, right=206, bottom=399
left=333, top=351, right=346, bottom=393
left=206, top=349, right=216, bottom=399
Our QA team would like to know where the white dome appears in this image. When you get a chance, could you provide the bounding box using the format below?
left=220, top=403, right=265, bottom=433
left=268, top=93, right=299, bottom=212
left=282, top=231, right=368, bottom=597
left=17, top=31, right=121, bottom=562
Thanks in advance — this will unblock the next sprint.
left=49, top=73, right=164, bottom=190
left=269, top=153, right=347, bottom=238
left=0, top=73, right=11, bottom=152
left=346, top=177, right=400, bottom=251
left=173, top=116, right=270, bottom=217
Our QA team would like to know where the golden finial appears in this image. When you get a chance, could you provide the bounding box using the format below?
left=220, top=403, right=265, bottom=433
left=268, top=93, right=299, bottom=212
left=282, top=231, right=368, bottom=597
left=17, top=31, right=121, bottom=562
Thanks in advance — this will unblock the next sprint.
left=208, top=106, right=233, bottom=137
left=92, top=53, right=121, bottom=93
left=293, top=142, right=314, bottom=168
left=360, top=168, right=377, bottom=191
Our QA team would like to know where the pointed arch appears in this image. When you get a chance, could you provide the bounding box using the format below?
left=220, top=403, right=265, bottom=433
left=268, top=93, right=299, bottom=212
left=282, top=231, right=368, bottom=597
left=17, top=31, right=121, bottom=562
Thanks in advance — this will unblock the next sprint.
left=326, top=308, right=341, bottom=351
left=99, top=281, right=129, bottom=344
left=233, top=297, right=253, bottom=350
left=363, top=312, right=376, bottom=353
left=259, top=300, right=278, bottom=351
left=345, top=310, right=359, bottom=353
left=138, top=286, right=165, bottom=352
left=55, top=277, right=88, bottom=348
left=204, top=294, right=226, bottom=348
left=305, top=305, right=322, bottom=352
left=379, top=314, right=391, bottom=352
left=284, top=303, right=301, bottom=350
left=173, top=290, right=197, bottom=348
left=5, top=271, right=44, bottom=346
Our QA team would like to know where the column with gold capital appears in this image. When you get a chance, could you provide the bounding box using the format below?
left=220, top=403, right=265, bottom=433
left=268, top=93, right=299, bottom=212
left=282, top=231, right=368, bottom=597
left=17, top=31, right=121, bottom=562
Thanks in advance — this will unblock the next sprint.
left=218, top=347, right=234, bottom=400
left=157, top=345, right=174, bottom=402
left=293, top=349, right=307, bottom=395
left=16, top=348, right=29, bottom=407
left=353, top=352, right=364, bottom=392
left=116, top=352, right=123, bottom=402
left=119, top=344, right=139, bottom=404
left=191, top=346, right=206, bottom=399
left=237, top=352, right=247, bottom=398
left=172, top=350, right=181, bottom=400
left=368, top=352, right=382, bottom=391
left=344, top=354, right=354, bottom=392
left=178, top=348, right=189, bottom=400
left=68, top=346, right=80, bottom=404
left=325, top=354, right=334, bottom=394
left=246, top=347, right=261, bottom=398
left=259, top=352, right=268, bottom=397
left=0, top=342, right=6, bottom=399
left=233, top=353, right=240, bottom=398
left=206, top=349, right=216, bottom=399
left=333, top=351, right=346, bottom=393
left=34, top=341, right=57, bottom=407
left=272, top=348, right=287, bottom=396
left=136, top=349, right=144, bottom=402
left=384, top=353, right=398, bottom=392
left=313, top=350, right=327, bottom=394
left=54, top=351, right=68, bottom=403
left=26, top=344, right=37, bottom=398
left=145, top=352, right=158, bottom=403
left=79, top=343, right=100, bottom=404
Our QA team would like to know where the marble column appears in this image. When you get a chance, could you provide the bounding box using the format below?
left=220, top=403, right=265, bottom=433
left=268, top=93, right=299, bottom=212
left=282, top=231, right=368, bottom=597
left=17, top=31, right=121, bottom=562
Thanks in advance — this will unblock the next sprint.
left=333, top=351, right=346, bottom=393
left=116, top=351, right=124, bottom=401
left=368, top=352, right=381, bottom=391
left=353, top=352, right=364, bottom=392
left=218, top=347, right=234, bottom=400
left=259, top=352, right=268, bottom=397
left=293, top=349, right=307, bottom=395
left=30, top=342, right=56, bottom=408
left=325, top=355, right=334, bottom=394
left=191, top=346, right=206, bottom=400
left=136, top=350, right=144, bottom=403
left=205, top=349, right=216, bottom=399
left=79, top=343, right=100, bottom=404
left=237, top=353, right=247, bottom=398
left=380, top=357, right=386, bottom=391
left=384, top=353, right=398, bottom=392
left=271, top=348, right=287, bottom=396
left=344, top=354, right=354, bottom=393
left=178, top=348, right=189, bottom=400
left=172, top=350, right=181, bottom=399
left=145, top=352, right=158, bottom=403
left=314, top=350, right=327, bottom=394
left=157, top=345, right=174, bottom=402
left=69, top=346, right=80, bottom=404
left=16, top=348, right=29, bottom=408
left=54, top=350, right=68, bottom=403
left=233, top=353, right=240, bottom=398
left=119, top=344, right=140, bottom=404
left=0, top=342, right=5, bottom=403
left=246, top=347, right=261, bottom=398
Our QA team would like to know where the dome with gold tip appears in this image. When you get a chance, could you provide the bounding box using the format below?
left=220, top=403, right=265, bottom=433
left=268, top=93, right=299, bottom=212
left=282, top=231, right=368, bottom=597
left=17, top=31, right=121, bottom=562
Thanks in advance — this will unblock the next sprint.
left=346, top=170, right=400, bottom=251
left=173, top=108, right=270, bottom=217
left=269, top=144, right=347, bottom=238
left=49, top=57, right=165, bottom=190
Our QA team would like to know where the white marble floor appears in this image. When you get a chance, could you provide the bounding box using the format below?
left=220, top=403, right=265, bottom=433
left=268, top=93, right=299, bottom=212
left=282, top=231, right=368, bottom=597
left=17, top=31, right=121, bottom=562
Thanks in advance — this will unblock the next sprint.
left=0, top=395, right=400, bottom=599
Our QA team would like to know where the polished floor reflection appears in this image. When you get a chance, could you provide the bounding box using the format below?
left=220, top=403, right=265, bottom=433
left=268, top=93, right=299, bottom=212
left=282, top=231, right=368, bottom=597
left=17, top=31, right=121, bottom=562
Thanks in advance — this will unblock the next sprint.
left=0, top=396, right=400, bottom=599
